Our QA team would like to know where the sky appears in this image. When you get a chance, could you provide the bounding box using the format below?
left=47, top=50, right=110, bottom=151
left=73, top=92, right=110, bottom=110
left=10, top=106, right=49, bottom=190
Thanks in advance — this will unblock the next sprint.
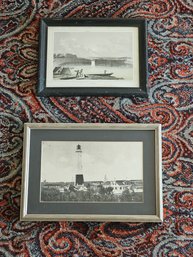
left=54, top=31, right=133, bottom=58
left=40, top=141, right=143, bottom=183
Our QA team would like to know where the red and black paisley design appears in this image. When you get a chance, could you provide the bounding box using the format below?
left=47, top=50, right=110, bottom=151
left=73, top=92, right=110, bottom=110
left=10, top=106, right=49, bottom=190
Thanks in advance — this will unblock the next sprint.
left=0, top=0, right=193, bottom=256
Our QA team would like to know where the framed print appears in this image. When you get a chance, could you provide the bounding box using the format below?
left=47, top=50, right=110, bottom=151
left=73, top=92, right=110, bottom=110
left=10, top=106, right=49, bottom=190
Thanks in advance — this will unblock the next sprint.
left=20, top=123, right=163, bottom=222
left=37, top=19, right=147, bottom=96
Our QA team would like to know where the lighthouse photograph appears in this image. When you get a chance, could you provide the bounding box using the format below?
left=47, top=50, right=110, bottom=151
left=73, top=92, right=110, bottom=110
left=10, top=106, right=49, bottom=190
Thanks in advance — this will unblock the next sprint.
left=40, top=141, right=143, bottom=203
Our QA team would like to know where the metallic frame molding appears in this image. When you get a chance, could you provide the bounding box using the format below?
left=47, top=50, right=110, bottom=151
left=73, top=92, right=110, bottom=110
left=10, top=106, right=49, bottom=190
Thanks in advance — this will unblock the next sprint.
left=20, top=123, right=163, bottom=222
left=37, top=18, right=148, bottom=97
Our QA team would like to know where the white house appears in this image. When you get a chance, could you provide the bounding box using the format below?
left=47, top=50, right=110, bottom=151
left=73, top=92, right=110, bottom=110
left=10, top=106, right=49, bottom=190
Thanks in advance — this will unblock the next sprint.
left=103, top=181, right=127, bottom=195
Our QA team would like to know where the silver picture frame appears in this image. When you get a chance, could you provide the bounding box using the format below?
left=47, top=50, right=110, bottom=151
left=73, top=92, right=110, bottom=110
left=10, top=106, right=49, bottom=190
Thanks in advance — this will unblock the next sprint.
left=20, top=123, right=163, bottom=222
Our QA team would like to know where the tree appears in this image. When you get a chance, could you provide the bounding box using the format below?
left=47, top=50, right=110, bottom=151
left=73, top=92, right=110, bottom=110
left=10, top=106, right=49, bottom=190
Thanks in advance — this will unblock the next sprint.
left=106, top=187, right=113, bottom=195
left=120, top=188, right=133, bottom=202
left=98, top=185, right=106, bottom=195
left=41, top=188, right=60, bottom=201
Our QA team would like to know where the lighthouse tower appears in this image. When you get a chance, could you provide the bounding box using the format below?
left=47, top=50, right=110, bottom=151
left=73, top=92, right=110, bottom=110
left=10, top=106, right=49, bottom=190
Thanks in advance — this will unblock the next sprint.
left=75, top=144, right=84, bottom=186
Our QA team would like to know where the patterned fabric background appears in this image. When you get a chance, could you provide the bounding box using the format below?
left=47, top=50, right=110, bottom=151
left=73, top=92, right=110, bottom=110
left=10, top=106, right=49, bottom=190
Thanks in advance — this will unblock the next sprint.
left=0, top=0, right=193, bottom=256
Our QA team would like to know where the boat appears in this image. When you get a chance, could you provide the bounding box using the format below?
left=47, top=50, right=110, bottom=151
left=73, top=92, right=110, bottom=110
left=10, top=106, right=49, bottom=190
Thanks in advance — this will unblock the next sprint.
left=85, top=70, right=113, bottom=79
left=86, top=72, right=113, bottom=77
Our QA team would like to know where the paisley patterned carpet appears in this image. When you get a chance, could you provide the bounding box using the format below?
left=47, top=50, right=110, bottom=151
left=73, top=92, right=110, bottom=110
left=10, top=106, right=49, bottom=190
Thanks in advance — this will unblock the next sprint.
left=0, top=0, right=193, bottom=256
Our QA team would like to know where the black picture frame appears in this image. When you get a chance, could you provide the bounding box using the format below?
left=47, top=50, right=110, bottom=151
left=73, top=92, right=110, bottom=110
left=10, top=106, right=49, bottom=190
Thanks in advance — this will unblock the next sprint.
left=37, top=18, right=148, bottom=97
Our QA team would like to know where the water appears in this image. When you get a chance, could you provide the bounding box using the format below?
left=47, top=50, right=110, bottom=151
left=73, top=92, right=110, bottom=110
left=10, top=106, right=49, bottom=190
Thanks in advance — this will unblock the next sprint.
left=54, top=65, right=133, bottom=80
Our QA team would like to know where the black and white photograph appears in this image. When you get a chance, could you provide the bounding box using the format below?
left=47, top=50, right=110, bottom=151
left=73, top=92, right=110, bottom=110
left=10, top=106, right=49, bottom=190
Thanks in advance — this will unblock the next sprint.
left=46, top=25, right=140, bottom=89
left=40, top=141, right=143, bottom=203
left=38, top=19, right=147, bottom=96
left=21, top=123, right=162, bottom=222
left=53, top=30, right=134, bottom=81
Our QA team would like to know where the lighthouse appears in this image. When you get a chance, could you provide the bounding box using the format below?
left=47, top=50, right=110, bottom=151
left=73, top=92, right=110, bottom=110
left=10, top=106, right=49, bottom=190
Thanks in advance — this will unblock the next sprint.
left=75, top=144, right=84, bottom=186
